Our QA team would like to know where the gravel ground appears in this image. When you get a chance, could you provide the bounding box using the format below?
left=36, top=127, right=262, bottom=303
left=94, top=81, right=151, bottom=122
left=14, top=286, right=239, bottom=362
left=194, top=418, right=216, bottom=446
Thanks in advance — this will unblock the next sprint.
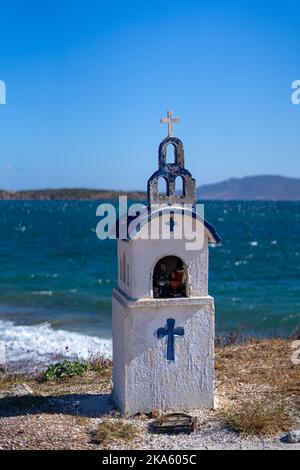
left=0, top=408, right=298, bottom=450
left=0, top=387, right=298, bottom=450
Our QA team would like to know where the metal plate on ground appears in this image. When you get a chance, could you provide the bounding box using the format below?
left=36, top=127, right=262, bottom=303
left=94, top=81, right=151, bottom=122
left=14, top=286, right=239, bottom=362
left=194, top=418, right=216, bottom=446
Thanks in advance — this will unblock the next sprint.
left=152, top=413, right=197, bottom=434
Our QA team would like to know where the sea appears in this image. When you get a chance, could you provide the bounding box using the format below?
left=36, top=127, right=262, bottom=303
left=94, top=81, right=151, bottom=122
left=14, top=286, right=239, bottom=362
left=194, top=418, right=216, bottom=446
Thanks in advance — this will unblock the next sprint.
left=0, top=200, right=299, bottom=368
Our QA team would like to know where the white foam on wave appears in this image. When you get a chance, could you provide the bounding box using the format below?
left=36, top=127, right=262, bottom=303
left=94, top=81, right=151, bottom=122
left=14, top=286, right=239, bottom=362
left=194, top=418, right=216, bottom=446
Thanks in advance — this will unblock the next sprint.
left=0, top=320, right=112, bottom=368
left=32, top=291, right=54, bottom=296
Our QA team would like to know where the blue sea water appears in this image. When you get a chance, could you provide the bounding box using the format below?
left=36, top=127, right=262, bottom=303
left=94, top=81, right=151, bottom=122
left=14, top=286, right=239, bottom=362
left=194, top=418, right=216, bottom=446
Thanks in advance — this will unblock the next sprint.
left=0, top=200, right=299, bottom=365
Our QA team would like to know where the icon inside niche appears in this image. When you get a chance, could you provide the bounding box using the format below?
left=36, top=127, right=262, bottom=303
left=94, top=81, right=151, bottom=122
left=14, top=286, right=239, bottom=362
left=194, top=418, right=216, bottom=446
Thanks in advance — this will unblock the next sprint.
left=153, top=256, right=187, bottom=298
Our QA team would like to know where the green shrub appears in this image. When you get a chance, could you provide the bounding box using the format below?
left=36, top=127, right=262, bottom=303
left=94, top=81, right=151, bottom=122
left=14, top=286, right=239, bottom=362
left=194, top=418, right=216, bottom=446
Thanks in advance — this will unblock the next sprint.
left=41, top=360, right=89, bottom=381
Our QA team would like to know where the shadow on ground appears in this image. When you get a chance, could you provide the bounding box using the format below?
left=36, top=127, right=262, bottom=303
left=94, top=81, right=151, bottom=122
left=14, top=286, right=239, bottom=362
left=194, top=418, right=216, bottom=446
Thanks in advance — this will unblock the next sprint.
left=0, top=392, right=113, bottom=419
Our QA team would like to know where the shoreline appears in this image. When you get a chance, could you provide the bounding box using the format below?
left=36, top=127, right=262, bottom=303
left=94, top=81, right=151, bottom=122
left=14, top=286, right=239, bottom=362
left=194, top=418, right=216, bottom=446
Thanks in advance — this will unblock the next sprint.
left=0, top=189, right=147, bottom=201
left=0, top=318, right=113, bottom=375
left=1, top=325, right=298, bottom=375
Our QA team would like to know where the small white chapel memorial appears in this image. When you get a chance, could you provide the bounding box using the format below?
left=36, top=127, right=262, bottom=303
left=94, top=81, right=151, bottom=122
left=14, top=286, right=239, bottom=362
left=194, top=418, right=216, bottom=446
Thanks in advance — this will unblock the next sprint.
left=112, top=112, right=220, bottom=415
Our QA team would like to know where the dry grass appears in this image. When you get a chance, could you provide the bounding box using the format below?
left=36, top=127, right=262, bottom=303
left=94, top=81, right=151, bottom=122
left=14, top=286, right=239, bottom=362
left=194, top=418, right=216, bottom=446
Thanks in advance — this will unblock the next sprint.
left=0, top=373, right=33, bottom=391
left=219, top=397, right=292, bottom=436
left=95, top=420, right=139, bottom=447
left=74, top=415, right=91, bottom=426
left=215, top=338, right=300, bottom=436
left=216, top=338, right=300, bottom=400
left=88, top=357, right=112, bottom=389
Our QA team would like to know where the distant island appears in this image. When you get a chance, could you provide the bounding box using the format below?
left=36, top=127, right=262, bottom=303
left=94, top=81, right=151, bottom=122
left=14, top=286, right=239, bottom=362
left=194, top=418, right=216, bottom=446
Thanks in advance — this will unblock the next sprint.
left=1, top=175, right=300, bottom=201
left=0, top=188, right=147, bottom=201
left=197, top=175, right=300, bottom=201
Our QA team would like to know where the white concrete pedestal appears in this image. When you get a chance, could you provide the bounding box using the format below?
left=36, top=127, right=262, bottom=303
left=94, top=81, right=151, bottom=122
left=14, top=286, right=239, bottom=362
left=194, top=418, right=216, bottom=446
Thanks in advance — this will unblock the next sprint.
left=112, top=288, right=215, bottom=416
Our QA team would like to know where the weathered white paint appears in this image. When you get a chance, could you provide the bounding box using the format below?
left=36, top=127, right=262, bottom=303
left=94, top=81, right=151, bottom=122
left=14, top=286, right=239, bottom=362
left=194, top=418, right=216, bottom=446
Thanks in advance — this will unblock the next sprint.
left=118, top=237, right=208, bottom=300
left=112, top=289, right=215, bottom=415
left=113, top=205, right=216, bottom=415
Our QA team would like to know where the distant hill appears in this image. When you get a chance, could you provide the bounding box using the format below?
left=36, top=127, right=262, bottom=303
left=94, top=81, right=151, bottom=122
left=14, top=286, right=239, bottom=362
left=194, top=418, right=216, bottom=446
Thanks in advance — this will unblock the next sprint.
left=1, top=175, right=300, bottom=201
left=0, top=188, right=146, bottom=201
left=196, top=175, right=300, bottom=201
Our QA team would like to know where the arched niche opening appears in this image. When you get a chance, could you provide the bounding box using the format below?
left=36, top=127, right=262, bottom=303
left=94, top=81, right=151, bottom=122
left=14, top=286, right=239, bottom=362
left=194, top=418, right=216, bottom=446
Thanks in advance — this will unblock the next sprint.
left=175, top=175, right=185, bottom=196
left=158, top=176, right=169, bottom=197
left=153, top=256, right=187, bottom=299
left=166, top=143, right=176, bottom=164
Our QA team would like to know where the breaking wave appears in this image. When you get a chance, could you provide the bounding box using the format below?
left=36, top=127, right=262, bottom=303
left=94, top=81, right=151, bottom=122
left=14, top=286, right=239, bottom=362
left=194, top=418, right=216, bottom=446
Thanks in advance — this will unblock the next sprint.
left=0, top=319, right=112, bottom=371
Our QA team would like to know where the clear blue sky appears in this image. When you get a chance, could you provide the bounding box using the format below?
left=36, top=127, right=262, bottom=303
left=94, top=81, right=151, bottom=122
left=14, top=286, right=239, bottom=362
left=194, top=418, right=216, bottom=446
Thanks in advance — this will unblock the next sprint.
left=0, top=0, right=299, bottom=190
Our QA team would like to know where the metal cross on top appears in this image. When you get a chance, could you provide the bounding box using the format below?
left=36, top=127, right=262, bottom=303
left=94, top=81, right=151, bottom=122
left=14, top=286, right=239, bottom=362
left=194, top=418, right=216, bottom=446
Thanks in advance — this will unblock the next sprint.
left=157, top=318, right=184, bottom=361
left=160, top=110, right=180, bottom=137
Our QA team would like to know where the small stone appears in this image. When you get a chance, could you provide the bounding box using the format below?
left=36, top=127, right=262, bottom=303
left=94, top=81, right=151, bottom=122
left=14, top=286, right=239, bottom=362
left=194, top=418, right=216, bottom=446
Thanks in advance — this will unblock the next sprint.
left=7, top=383, right=33, bottom=397
left=286, top=430, right=300, bottom=443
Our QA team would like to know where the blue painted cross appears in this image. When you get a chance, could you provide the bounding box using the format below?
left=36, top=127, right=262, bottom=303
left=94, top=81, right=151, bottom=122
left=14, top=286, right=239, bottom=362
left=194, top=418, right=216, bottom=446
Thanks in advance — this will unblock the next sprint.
left=165, top=213, right=177, bottom=232
left=157, top=318, right=184, bottom=361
